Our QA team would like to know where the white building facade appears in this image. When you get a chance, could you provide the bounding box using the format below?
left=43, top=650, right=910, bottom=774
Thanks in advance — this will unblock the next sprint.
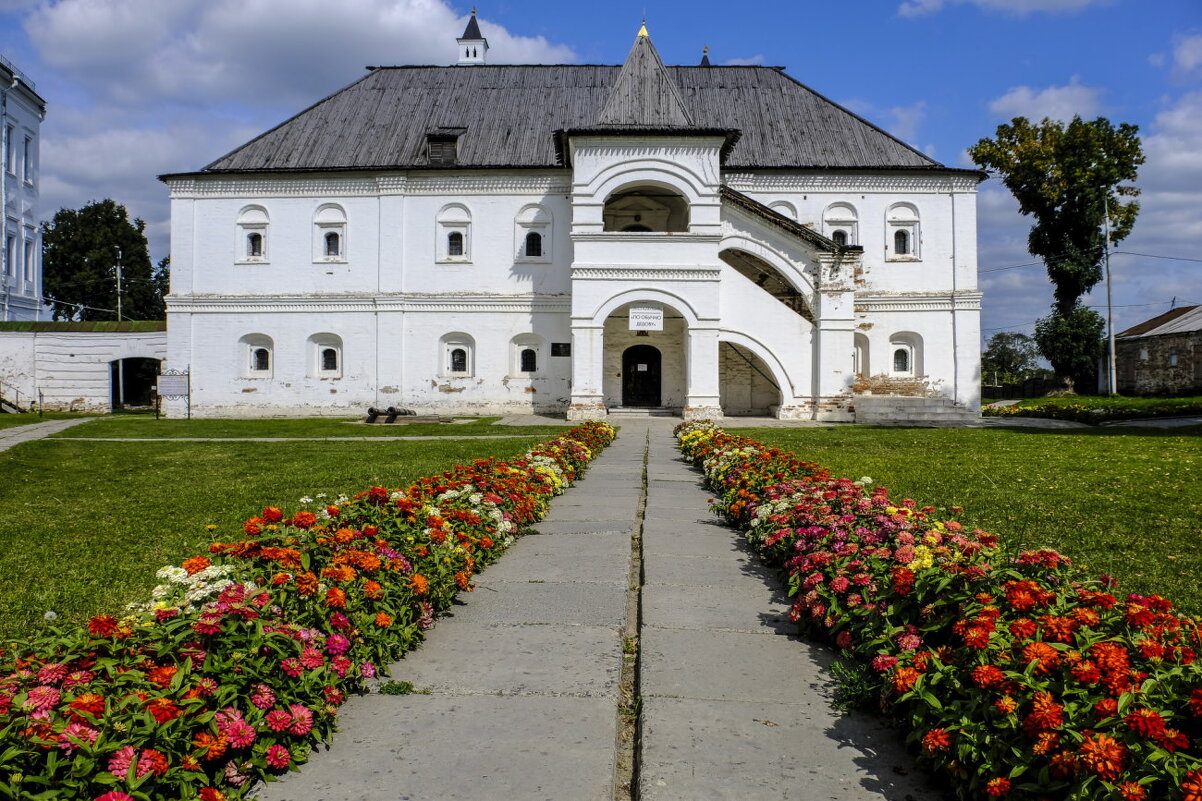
left=161, top=20, right=982, bottom=421
left=1, top=56, right=45, bottom=323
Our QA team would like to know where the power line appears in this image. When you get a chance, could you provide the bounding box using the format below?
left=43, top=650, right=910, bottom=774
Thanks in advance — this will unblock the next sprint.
left=979, top=249, right=1202, bottom=274
left=981, top=299, right=1201, bottom=333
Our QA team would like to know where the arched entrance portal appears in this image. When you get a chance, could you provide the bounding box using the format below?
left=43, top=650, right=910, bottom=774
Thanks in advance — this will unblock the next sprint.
left=621, top=345, right=662, bottom=407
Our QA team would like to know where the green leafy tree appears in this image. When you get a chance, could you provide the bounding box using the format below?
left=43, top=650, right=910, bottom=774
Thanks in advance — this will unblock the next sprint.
left=1033, top=306, right=1105, bottom=391
left=41, top=199, right=167, bottom=321
left=970, top=116, right=1143, bottom=388
left=981, top=331, right=1041, bottom=385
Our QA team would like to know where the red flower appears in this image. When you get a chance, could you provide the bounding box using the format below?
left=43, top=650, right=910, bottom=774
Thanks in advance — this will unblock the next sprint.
left=262, top=506, right=284, bottom=523
left=1124, top=707, right=1167, bottom=738
left=88, top=615, right=119, bottom=638
left=292, top=510, right=318, bottom=528
left=1155, top=727, right=1190, bottom=753
left=1078, top=732, right=1127, bottom=780
left=1020, top=641, right=1060, bottom=675
left=984, top=777, right=1010, bottom=797
left=1094, top=698, right=1119, bottom=720
left=921, top=728, right=953, bottom=754
left=1008, top=618, right=1037, bottom=639
left=1188, top=689, right=1202, bottom=718
left=1022, top=691, right=1064, bottom=735
left=146, top=697, right=182, bottom=724
left=971, top=664, right=1007, bottom=690
left=1070, top=660, right=1101, bottom=684
left=1115, top=782, right=1146, bottom=801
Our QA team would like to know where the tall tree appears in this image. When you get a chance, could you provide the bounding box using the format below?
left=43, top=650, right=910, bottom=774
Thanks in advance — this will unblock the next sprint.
left=41, top=199, right=167, bottom=321
left=981, top=331, right=1041, bottom=385
left=969, top=116, right=1143, bottom=389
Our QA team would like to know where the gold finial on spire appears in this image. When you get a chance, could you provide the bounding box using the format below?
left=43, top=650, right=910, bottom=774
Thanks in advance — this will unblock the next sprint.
left=703, top=45, right=709, bottom=55
left=471, top=6, right=476, bottom=14
left=637, top=18, right=648, bottom=37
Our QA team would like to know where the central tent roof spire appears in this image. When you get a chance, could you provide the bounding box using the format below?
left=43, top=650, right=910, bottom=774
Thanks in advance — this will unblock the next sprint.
left=596, top=22, right=694, bottom=127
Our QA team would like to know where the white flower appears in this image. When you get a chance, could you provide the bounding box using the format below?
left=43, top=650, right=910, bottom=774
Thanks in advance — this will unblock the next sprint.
left=299, top=496, right=313, bottom=504
left=43, top=610, right=58, bottom=621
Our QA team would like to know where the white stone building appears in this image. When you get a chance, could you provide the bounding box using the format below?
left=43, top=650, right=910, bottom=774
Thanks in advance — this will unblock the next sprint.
left=160, top=19, right=983, bottom=421
left=1, top=55, right=45, bottom=324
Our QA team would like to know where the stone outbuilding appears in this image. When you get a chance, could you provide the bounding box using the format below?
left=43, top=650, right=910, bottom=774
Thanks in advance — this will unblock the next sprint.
left=1115, top=305, right=1202, bottom=396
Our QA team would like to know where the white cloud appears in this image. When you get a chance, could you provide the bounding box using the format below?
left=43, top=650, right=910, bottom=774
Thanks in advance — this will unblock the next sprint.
left=18, top=0, right=575, bottom=262
left=887, top=101, right=927, bottom=142
left=988, top=77, right=1103, bottom=122
left=722, top=55, right=764, bottom=66
left=899, top=0, right=1109, bottom=17
left=1171, top=32, right=1202, bottom=77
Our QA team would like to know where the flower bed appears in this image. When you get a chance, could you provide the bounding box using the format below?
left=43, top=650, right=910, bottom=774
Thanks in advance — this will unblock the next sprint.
left=0, top=421, right=616, bottom=801
left=983, top=397, right=1202, bottom=424
left=676, top=421, right=1202, bottom=801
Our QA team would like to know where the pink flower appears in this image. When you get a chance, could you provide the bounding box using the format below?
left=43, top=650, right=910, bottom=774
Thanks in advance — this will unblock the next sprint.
left=835, top=630, right=853, bottom=650
left=897, top=634, right=922, bottom=652
left=871, top=655, right=899, bottom=673
left=63, top=670, right=94, bottom=686
left=329, top=612, right=350, bottom=630
left=280, top=658, right=302, bottom=677
left=360, top=661, right=377, bottom=678
left=95, top=793, right=136, bottom=801
left=325, top=634, right=350, bottom=655
left=36, top=663, right=68, bottom=685
left=265, top=744, right=292, bottom=769
left=299, top=648, right=325, bottom=669
left=226, top=719, right=256, bottom=749
left=26, top=685, right=60, bottom=712
left=265, top=709, right=292, bottom=731
left=107, top=745, right=137, bottom=779
left=57, top=722, right=99, bottom=753
left=224, top=760, right=250, bottom=787
left=250, top=684, right=276, bottom=709
left=287, top=703, right=314, bottom=736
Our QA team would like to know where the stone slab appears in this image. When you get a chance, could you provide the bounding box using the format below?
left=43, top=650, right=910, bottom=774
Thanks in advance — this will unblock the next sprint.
left=538, top=505, right=638, bottom=523
left=639, top=696, right=941, bottom=801
left=640, top=627, right=819, bottom=703
left=394, top=623, right=621, bottom=696
left=453, top=579, right=626, bottom=627
left=257, top=693, right=616, bottom=801
left=529, top=520, right=633, bottom=536
left=483, top=535, right=630, bottom=583
left=642, top=529, right=746, bottom=559
left=643, top=549, right=780, bottom=590
left=641, top=583, right=791, bottom=634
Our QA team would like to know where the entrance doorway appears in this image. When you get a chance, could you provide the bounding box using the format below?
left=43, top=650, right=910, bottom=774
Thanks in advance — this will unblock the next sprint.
left=622, top=344, right=662, bottom=407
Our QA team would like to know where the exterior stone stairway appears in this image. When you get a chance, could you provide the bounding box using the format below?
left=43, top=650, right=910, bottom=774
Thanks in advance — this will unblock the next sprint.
left=852, top=395, right=979, bottom=424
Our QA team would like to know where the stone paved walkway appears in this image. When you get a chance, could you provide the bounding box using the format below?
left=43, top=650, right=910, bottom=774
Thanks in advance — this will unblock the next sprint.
left=0, top=417, right=93, bottom=452
left=256, top=420, right=940, bottom=801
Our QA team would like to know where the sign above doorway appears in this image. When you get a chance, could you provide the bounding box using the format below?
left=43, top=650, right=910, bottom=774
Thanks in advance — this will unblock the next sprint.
left=629, top=305, right=663, bottom=331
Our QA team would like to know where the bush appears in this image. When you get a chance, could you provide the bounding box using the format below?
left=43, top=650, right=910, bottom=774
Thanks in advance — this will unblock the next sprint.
left=0, top=422, right=616, bottom=800
left=677, top=421, right=1202, bottom=800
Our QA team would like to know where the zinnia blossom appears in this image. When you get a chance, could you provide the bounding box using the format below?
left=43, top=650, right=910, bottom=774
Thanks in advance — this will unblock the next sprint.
left=288, top=703, right=315, bottom=736
left=921, top=728, right=952, bottom=753
left=265, top=709, right=293, bottom=731
left=250, top=684, right=276, bottom=709
left=265, top=744, right=291, bottom=770
left=88, top=615, right=119, bottom=638
left=984, top=777, right=1010, bottom=797
left=1182, top=769, right=1202, bottom=801
left=95, top=793, right=136, bottom=801
left=1078, top=732, right=1127, bottom=780
left=1125, top=707, right=1167, bottom=738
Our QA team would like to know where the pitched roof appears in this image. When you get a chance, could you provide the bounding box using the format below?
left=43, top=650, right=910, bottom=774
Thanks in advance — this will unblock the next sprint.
left=459, top=11, right=483, bottom=40
left=180, top=64, right=963, bottom=176
left=0, top=321, right=166, bottom=333
left=1116, top=305, right=1202, bottom=338
left=596, top=31, right=694, bottom=127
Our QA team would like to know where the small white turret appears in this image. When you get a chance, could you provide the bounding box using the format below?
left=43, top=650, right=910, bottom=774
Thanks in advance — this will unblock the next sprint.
left=457, top=8, right=488, bottom=65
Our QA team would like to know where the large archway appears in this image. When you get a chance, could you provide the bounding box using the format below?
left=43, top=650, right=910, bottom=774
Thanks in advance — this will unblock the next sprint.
left=600, top=299, right=690, bottom=411
left=719, top=247, right=814, bottom=322
left=719, top=342, right=782, bottom=416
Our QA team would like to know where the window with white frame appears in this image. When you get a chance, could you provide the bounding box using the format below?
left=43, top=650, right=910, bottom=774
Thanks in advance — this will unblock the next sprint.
left=4, top=125, right=12, bottom=174
left=23, top=235, right=34, bottom=284
left=240, top=334, right=274, bottom=377
left=22, top=136, right=32, bottom=185
left=308, top=333, right=343, bottom=378
left=237, top=206, right=270, bottom=263
left=853, top=333, right=870, bottom=378
left=514, top=204, right=552, bottom=263
left=440, top=332, right=475, bottom=376
left=886, top=203, right=921, bottom=260
left=889, top=332, right=923, bottom=376
left=510, top=334, right=543, bottom=375
left=822, top=203, right=859, bottom=246
left=313, top=204, right=347, bottom=263
left=437, top=204, right=471, bottom=263
left=4, top=233, right=14, bottom=277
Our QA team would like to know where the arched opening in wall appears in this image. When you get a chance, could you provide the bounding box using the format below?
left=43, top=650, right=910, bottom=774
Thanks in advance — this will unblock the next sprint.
left=719, top=342, right=781, bottom=416
left=110, top=357, right=160, bottom=410
left=854, top=333, right=870, bottom=379
left=889, top=332, right=924, bottom=377
left=621, top=344, right=662, bottom=407
left=719, top=247, right=814, bottom=322
left=602, top=184, right=689, bottom=232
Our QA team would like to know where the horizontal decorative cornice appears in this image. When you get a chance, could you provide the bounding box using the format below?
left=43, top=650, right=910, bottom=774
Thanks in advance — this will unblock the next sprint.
left=854, top=291, right=983, bottom=312
left=166, top=293, right=571, bottom=314
left=572, top=266, right=722, bottom=282
left=571, top=232, right=722, bottom=243
left=724, top=172, right=981, bottom=194
left=165, top=171, right=570, bottom=199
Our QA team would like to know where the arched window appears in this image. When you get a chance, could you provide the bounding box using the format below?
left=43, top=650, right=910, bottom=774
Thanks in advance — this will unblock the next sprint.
left=886, top=203, right=921, bottom=260
left=237, top=206, right=269, bottom=262
left=893, top=348, right=910, bottom=373
left=769, top=201, right=798, bottom=220
left=853, top=333, right=870, bottom=378
left=520, top=348, right=537, bottom=373
left=603, top=184, right=689, bottom=232
left=441, top=332, right=475, bottom=376
left=314, top=204, right=347, bottom=262
left=823, top=203, right=859, bottom=245
left=240, top=333, right=274, bottom=378
left=510, top=334, right=543, bottom=376
left=524, top=231, right=542, bottom=258
left=889, top=332, right=923, bottom=377
left=437, top=204, right=472, bottom=262
left=321, top=347, right=338, bottom=372
left=324, top=231, right=340, bottom=257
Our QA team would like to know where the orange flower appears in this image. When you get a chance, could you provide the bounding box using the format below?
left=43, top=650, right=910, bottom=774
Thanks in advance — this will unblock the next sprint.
left=192, top=730, right=228, bottom=761
left=1022, top=691, right=1065, bottom=735
left=920, top=728, right=952, bottom=754
left=409, top=574, right=430, bottom=596
left=1078, top=732, right=1127, bottom=780
left=891, top=666, right=920, bottom=694
left=1038, top=614, right=1078, bottom=644
left=994, top=696, right=1018, bottom=715
left=146, top=665, right=178, bottom=689
left=363, top=581, right=384, bottom=600
left=455, top=571, right=473, bottom=591
left=374, top=613, right=393, bottom=627
left=271, top=572, right=291, bottom=586
left=292, top=510, right=317, bottom=528
left=971, top=664, right=1007, bottom=690
left=334, top=528, right=356, bottom=544
left=182, top=556, right=212, bottom=575
left=199, top=788, right=227, bottom=801
left=295, top=572, right=318, bottom=596
left=984, top=777, right=1010, bottom=797
left=1115, top=781, right=1146, bottom=801
left=1032, top=731, right=1060, bottom=755
left=146, top=697, right=182, bottom=724
left=243, top=517, right=263, bottom=536
left=1183, top=769, right=1202, bottom=801
left=324, top=587, right=347, bottom=608
left=1021, top=642, right=1060, bottom=675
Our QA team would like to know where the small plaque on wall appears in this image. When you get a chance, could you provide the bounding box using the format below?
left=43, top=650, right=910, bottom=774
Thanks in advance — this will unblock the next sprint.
left=551, top=343, right=571, bottom=357
left=629, top=305, right=664, bottom=331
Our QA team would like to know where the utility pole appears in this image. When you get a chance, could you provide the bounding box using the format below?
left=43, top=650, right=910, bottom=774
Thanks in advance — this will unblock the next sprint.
left=115, top=246, right=124, bottom=408
left=1103, top=197, right=1116, bottom=396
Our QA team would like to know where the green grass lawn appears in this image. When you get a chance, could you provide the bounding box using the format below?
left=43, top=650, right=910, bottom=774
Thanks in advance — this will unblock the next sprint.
left=0, top=412, right=96, bottom=431
left=731, top=425, right=1202, bottom=615
left=49, top=415, right=568, bottom=439
left=0, top=435, right=549, bottom=643
left=985, top=395, right=1202, bottom=423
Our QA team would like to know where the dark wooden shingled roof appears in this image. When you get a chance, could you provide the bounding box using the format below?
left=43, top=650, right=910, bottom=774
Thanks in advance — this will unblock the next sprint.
left=596, top=32, right=693, bottom=127
left=188, top=64, right=956, bottom=175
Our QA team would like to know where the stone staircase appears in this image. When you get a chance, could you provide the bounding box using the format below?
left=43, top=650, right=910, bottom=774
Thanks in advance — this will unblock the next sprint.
left=852, top=395, right=979, bottom=425
left=606, top=406, right=680, bottom=419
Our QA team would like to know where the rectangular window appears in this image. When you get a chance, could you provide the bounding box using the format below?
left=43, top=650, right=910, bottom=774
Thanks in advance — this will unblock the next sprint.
left=427, top=136, right=458, bottom=165
left=24, top=239, right=34, bottom=282
left=4, top=235, right=14, bottom=277
left=23, top=137, right=32, bottom=183
left=3, top=126, right=11, bottom=174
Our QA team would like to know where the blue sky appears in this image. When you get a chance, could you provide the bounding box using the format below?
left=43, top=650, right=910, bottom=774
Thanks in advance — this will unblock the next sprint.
left=1, top=0, right=1199, bottom=340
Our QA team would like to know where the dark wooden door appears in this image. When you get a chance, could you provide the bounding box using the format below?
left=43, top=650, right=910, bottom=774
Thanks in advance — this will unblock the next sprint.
left=622, top=345, right=662, bottom=407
